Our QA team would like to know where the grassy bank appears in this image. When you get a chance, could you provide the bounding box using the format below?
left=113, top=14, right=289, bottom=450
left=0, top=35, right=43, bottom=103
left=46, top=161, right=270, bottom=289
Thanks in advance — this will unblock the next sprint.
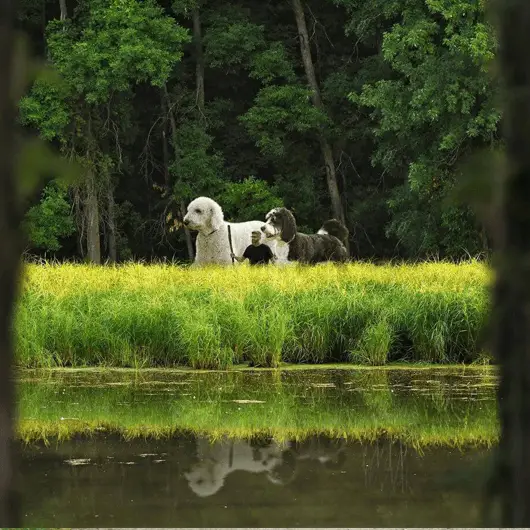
left=15, top=261, right=491, bottom=369
left=17, top=367, right=497, bottom=446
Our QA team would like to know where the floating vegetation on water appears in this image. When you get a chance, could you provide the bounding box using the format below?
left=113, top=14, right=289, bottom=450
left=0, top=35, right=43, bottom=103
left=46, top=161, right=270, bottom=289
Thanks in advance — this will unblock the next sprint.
left=16, top=367, right=498, bottom=447
left=64, top=458, right=91, bottom=466
left=15, top=262, right=491, bottom=368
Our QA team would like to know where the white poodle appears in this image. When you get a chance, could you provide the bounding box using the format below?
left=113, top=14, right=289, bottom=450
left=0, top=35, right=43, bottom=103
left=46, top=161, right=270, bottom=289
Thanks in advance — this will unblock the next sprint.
left=183, top=197, right=289, bottom=266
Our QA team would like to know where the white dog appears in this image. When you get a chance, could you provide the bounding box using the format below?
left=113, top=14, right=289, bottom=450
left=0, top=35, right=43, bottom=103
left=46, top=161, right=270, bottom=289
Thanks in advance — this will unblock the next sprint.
left=183, top=197, right=288, bottom=266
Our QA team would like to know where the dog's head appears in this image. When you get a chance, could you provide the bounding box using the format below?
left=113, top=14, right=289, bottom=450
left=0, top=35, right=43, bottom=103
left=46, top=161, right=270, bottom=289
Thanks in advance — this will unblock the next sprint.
left=261, top=207, right=297, bottom=243
left=183, top=197, right=224, bottom=234
left=184, top=461, right=225, bottom=497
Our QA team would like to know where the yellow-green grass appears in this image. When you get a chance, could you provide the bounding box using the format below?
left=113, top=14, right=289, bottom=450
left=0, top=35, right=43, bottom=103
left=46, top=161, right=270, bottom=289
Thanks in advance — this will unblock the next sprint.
left=15, top=261, right=492, bottom=369
left=16, top=367, right=498, bottom=448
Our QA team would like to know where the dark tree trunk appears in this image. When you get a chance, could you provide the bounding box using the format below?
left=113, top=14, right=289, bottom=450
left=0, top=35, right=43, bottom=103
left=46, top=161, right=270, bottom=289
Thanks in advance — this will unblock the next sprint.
left=0, top=0, right=21, bottom=525
left=163, top=86, right=195, bottom=261
left=192, top=8, right=205, bottom=113
left=85, top=116, right=101, bottom=264
left=489, top=0, right=530, bottom=525
left=291, top=0, right=346, bottom=230
left=161, top=126, right=171, bottom=190
left=72, top=186, right=86, bottom=259
left=107, top=180, right=117, bottom=263
left=85, top=168, right=101, bottom=264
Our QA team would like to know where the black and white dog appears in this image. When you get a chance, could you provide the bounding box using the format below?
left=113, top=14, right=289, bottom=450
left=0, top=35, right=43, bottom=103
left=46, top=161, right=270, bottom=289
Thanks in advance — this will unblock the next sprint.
left=261, top=208, right=349, bottom=264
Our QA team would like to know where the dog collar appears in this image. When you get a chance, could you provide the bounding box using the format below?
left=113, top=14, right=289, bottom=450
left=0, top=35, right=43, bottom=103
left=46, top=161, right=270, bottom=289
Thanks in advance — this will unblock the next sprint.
left=204, top=228, right=219, bottom=237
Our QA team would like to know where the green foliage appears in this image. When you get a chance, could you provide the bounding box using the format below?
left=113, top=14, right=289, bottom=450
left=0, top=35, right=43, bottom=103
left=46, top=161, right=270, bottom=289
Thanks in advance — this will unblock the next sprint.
left=23, top=181, right=75, bottom=252
left=18, top=73, right=71, bottom=142
left=203, top=7, right=265, bottom=69
left=241, top=85, right=330, bottom=158
left=20, top=0, right=189, bottom=158
left=170, top=119, right=225, bottom=202
left=218, top=177, right=283, bottom=222
left=349, top=0, right=498, bottom=256
left=249, top=42, right=296, bottom=84
left=47, top=0, right=190, bottom=104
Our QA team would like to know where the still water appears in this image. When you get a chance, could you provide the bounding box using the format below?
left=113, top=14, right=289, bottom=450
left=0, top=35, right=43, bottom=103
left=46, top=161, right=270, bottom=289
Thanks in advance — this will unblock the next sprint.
left=18, top=367, right=497, bottom=527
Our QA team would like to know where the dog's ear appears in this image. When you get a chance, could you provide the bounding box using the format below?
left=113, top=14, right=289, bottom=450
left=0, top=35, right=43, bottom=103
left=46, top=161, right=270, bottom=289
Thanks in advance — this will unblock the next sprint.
left=280, top=208, right=296, bottom=243
left=209, top=202, right=224, bottom=231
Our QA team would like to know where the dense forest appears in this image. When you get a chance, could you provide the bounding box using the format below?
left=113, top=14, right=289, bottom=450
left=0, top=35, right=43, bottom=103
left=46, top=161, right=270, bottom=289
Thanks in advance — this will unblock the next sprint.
left=16, top=0, right=499, bottom=263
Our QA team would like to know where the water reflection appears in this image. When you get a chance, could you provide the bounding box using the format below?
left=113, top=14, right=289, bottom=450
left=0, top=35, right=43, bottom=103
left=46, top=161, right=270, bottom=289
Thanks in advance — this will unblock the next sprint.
left=17, top=367, right=498, bottom=445
left=17, top=368, right=498, bottom=526
left=184, top=436, right=349, bottom=497
left=20, top=434, right=491, bottom=527
left=185, top=437, right=289, bottom=496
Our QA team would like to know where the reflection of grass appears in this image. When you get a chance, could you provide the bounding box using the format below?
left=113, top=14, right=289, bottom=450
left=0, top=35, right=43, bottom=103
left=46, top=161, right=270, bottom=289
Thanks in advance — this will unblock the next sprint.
left=16, top=368, right=498, bottom=448
left=15, top=262, right=490, bottom=368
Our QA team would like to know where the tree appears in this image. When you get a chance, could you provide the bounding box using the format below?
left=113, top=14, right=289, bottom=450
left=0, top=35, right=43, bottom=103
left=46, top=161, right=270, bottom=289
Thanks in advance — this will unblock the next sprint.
left=20, top=0, right=189, bottom=263
left=340, top=0, right=499, bottom=257
left=489, top=0, right=530, bottom=524
left=0, top=0, right=20, bottom=523
left=291, top=0, right=345, bottom=226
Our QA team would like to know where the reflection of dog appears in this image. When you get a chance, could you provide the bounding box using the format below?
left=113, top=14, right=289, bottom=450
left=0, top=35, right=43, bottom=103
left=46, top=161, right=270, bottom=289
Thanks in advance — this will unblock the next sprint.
left=184, top=438, right=291, bottom=497
left=184, top=436, right=347, bottom=497
left=261, top=208, right=348, bottom=264
left=182, top=197, right=288, bottom=266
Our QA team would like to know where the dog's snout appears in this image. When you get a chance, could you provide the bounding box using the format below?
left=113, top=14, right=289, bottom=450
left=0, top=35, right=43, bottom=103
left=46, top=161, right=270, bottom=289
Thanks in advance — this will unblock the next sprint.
left=183, top=218, right=190, bottom=226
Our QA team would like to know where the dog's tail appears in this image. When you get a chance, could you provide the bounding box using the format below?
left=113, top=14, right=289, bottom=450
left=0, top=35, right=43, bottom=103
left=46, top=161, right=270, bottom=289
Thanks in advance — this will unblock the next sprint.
left=318, top=219, right=349, bottom=244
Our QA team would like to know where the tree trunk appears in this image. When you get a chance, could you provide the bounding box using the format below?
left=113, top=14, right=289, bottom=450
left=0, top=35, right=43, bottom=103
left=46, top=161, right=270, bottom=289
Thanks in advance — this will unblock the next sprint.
left=489, top=0, right=530, bottom=525
left=163, top=86, right=195, bottom=261
left=291, top=0, right=346, bottom=228
left=59, top=0, right=67, bottom=20
left=192, top=8, right=205, bottom=113
left=85, top=115, right=101, bottom=264
left=0, top=0, right=20, bottom=525
left=107, top=180, right=117, bottom=263
left=86, top=169, right=101, bottom=264
left=72, top=186, right=86, bottom=258
left=161, top=129, right=171, bottom=189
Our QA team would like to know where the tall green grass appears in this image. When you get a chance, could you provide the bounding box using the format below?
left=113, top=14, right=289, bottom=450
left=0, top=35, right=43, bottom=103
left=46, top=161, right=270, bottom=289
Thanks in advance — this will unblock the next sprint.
left=16, top=367, right=498, bottom=447
left=15, top=261, right=491, bottom=368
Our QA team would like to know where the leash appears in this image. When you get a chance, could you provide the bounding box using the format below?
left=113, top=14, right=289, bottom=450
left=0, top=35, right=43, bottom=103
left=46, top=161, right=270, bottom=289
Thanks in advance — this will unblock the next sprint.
left=227, top=224, right=235, bottom=265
